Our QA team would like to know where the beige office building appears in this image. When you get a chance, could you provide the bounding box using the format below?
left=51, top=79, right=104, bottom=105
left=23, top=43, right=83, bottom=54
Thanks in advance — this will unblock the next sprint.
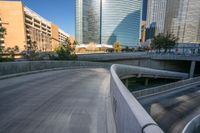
left=0, top=0, right=69, bottom=51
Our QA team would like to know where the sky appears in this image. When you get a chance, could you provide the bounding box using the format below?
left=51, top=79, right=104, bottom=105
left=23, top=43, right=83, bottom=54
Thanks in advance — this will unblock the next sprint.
left=21, top=0, right=148, bottom=36
left=22, top=0, right=75, bottom=36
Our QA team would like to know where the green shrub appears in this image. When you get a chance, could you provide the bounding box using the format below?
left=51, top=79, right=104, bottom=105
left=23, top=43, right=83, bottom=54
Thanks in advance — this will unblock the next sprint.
left=55, top=44, right=77, bottom=60
left=151, top=33, right=179, bottom=52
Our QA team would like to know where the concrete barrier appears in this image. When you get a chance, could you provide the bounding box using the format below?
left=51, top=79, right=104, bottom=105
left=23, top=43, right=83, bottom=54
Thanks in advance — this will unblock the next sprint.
left=78, top=52, right=200, bottom=62
left=113, top=64, right=188, bottom=80
left=0, top=61, right=112, bottom=76
left=182, top=114, right=200, bottom=133
left=110, top=64, right=166, bottom=133
left=133, top=76, right=200, bottom=98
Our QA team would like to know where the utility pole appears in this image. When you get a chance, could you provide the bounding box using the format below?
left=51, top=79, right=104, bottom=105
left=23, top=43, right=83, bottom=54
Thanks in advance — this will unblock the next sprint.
left=100, top=0, right=102, bottom=44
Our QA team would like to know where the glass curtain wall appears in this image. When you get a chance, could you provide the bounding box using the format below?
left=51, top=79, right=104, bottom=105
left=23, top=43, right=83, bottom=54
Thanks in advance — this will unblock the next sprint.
left=76, top=0, right=142, bottom=46
left=101, top=0, right=141, bottom=46
left=76, top=0, right=101, bottom=44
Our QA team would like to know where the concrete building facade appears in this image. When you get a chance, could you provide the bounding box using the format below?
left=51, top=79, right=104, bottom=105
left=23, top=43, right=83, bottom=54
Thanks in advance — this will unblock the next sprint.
left=0, top=1, right=69, bottom=51
left=167, top=0, right=200, bottom=43
left=146, top=0, right=167, bottom=35
left=140, top=21, right=147, bottom=43
left=0, top=17, right=5, bottom=47
left=76, top=0, right=142, bottom=47
left=146, top=0, right=200, bottom=44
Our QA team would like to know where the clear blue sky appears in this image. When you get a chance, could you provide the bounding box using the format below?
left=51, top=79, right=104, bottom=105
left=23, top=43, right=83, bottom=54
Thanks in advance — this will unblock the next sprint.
left=22, top=0, right=75, bottom=36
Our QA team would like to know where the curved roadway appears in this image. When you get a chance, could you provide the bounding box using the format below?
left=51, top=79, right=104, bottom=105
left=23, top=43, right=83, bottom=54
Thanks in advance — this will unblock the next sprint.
left=0, top=68, right=110, bottom=133
left=142, top=82, right=200, bottom=133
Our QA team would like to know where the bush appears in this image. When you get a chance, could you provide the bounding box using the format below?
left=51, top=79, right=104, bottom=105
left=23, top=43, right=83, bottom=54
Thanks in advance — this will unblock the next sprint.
left=0, top=57, right=15, bottom=62
left=151, top=33, right=179, bottom=52
left=55, top=44, right=77, bottom=60
left=23, top=40, right=39, bottom=60
left=0, top=45, right=19, bottom=62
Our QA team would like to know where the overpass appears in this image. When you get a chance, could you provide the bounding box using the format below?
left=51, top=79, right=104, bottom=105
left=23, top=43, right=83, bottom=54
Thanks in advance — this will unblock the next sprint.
left=78, top=52, right=200, bottom=62
left=0, top=61, right=191, bottom=133
left=78, top=52, right=200, bottom=78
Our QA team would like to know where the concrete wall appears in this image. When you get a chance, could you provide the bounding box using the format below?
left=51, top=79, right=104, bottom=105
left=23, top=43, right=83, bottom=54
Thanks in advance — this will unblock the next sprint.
left=182, top=114, right=200, bottom=133
left=78, top=53, right=199, bottom=75
left=110, top=59, right=191, bottom=73
left=0, top=61, right=111, bottom=76
left=78, top=53, right=200, bottom=62
left=113, top=64, right=188, bottom=80
left=110, top=64, right=177, bottom=133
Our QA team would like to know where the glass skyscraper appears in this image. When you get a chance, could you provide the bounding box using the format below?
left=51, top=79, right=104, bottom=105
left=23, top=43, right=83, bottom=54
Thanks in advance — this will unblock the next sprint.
left=76, top=0, right=101, bottom=44
left=146, top=0, right=167, bottom=35
left=168, top=0, right=200, bottom=43
left=76, top=0, right=142, bottom=47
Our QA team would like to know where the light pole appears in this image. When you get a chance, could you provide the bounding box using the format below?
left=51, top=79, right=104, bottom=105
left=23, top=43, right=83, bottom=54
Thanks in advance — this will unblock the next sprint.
left=100, top=0, right=102, bottom=44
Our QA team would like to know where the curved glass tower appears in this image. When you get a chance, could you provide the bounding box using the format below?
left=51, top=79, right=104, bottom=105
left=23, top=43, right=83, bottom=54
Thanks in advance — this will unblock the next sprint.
left=76, top=0, right=142, bottom=47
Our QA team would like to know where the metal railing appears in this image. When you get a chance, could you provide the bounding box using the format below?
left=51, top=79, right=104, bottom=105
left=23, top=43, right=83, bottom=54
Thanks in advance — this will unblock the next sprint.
left=133, top=76, right=200, bottom=98
left=146, top=46, right=200, bottom=56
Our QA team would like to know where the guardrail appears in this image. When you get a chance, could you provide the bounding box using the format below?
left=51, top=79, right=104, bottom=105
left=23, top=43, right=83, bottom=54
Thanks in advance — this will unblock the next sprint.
left=133, top=76, right=200, bottom=98
left=110, top=64, right=175, bottom=133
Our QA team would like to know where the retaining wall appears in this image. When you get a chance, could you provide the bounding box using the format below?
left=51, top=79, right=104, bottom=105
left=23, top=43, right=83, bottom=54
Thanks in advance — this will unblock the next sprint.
left=0, top=61, right=111, bottom=76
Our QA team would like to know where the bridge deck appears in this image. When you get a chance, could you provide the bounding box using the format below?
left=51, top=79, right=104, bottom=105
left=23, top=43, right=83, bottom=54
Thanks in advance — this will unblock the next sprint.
left=0, top=68, right=110, bottom=133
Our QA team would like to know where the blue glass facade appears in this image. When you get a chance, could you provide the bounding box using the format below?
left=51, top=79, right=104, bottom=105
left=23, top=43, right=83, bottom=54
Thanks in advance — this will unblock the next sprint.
left=142, top=0, right=148, bottom=20
left=76, top=0, right=142, bottom=47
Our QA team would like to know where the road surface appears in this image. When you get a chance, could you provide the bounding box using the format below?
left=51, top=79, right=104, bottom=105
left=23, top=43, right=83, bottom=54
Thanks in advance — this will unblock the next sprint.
left=0, top=68, right=110, bottom=133
left=142, top=82, right=200, bottom=133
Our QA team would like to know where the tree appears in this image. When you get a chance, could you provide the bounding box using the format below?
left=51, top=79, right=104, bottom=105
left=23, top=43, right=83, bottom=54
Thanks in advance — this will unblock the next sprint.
left=55, top=37, right=77, bottom=60
left=113, top=41, right=122, bottom=53
left=73, top=40, right=79, bottom=46
left=5, top=45, right=19, bottom=59
left=65, top=37, right=78, bottom=53
left=151, top=33, right=179, bottom=52
left=25, top=40, right=38, bottom=53
left=24, top=39, right=39, bottom=60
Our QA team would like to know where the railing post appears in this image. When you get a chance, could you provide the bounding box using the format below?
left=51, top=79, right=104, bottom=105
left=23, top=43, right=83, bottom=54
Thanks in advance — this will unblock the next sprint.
left=189, top=61, right=196, bottom=78
left=145, top=78, right=149, bottom=86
